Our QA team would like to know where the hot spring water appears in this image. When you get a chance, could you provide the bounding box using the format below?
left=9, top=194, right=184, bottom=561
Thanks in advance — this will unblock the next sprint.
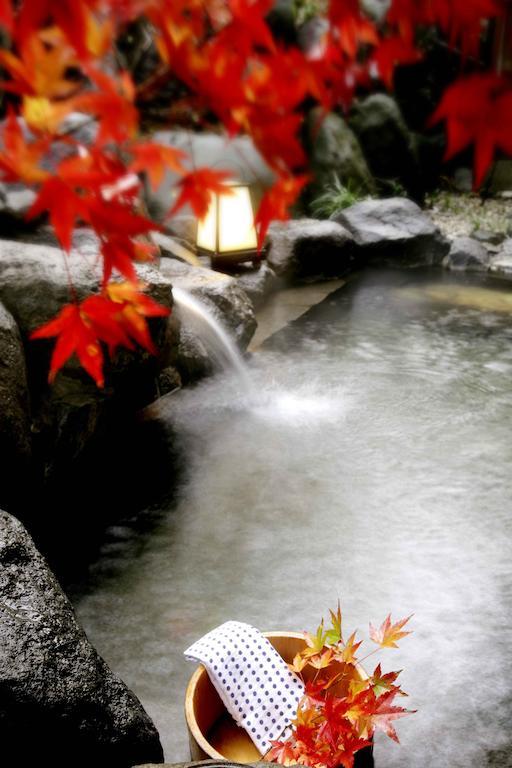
left=71, top=269, right=512, bottom=768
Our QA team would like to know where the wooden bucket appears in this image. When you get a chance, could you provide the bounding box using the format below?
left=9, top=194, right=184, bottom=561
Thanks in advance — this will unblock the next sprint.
left=185, top=631, right=370, bottom=764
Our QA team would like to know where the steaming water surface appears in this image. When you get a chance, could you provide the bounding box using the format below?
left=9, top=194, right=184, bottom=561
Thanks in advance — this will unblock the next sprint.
left=71, top=269, right=512, bottom=767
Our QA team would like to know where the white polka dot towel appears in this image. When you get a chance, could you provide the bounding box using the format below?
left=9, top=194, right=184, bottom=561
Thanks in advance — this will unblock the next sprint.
left=184, top=620, right=305, bottom=755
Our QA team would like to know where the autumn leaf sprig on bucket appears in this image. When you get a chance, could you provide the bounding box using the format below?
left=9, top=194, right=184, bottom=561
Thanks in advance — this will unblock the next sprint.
left=265, top=605, right=414, bottom=768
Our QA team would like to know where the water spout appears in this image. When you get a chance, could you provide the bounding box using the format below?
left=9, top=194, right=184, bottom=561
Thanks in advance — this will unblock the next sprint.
left=172, top=286, right=251, bottom=386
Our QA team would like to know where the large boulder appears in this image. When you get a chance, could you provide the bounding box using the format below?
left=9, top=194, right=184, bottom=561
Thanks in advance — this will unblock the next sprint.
left=349, top=93, right=423, bottom=201
left=305, top=109, right=376, bottom=207
left=235, top=262, right=280, bottom=308
left=0, top=509, right=163, bottom=767
left=266, top=218, right=354, bottom=281
left=0, top=303, right=31, bottom=510
left=443, top=236, right=491, bottom=272
left=331, top=197, right=449, bottom=266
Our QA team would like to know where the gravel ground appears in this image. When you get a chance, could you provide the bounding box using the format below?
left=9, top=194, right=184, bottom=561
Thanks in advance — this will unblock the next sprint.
left=427, top=192, right=512, bottom=241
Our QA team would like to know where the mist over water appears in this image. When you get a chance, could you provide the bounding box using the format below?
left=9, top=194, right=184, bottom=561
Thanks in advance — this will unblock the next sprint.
left=71, top=269, right=512, bottom=767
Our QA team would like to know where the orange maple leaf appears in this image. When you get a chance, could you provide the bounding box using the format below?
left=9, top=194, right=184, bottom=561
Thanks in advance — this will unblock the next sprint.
left=0, top=110, right=50, bottom=184
left=129, top=142, right=186, bottom=190
left=74, top=68, right=138, bottom=145
left=369, top=614, right=412, bottom=649
left=106, top=281, right=170, bottom=354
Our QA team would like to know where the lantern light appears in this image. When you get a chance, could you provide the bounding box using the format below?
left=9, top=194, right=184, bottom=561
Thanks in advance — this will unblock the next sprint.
left=196, top=182, right=260, bottom=267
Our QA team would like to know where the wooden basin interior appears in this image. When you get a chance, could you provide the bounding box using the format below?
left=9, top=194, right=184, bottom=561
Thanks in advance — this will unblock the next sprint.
left=185, top=631, right=363, bottom=763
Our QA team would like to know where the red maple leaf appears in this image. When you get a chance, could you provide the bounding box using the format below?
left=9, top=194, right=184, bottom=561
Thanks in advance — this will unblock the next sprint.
left=431, top=73, right=512, bottom=186
left=265, top=740, right=298, bottom=764
left=369, top=689, right=413, bottom=743
left=15, top=0, right=102, bottom=59
left=369, top=36, right=421, bottom=89
left=129, top=142, right=186, bottom=189
left=73, top=68, right=138, bottom=145
left=100, top=236, right=157, bottom=286
left=169, top=167, right=233, bottom=219
left=215, top=0, right=275, bottom=58
left=31, top=302, right=105, bottom=386
left=0, top=0, right=13, bottom=33
left=254, top=173, right=309, bottom=249
left=81, top=293, right=133, bottom=351
left=26, top=177, right=88, bottom=251
left=56, top=145, right=129, bottom=190
left=87, top=198, right=160, bottom=238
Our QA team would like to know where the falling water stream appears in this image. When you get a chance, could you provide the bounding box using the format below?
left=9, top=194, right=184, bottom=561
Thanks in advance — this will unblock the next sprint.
left=70, top=268, right=512, bottom=768
left=171, top=286, right=252, bottom=387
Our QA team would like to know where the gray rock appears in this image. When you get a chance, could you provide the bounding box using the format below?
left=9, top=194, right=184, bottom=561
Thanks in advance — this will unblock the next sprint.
left=331, top=197, right=449, bottom=266
left=306, top=109, right=375, bottom=204
left=297, top=17, right=329, bottom=54
left=470, top=229, right=506, bottom=246
left=0, top=230, right=172, bottom=332
left=489, top=239, right=512, bottom=278
left=0, top=304, right=31, bottom=508
left=452, top=167, right=473, bottom=193
left=267, top=218, right=354, bottom=281
left=443, top=237, right=491, bottom=272
left=349, top=93, right=422, bottom=200
left=168, top=214, right=197, bottom=248
left=0, top=509, right=163, bottom=767
left=235, top=262, right=280, bottom=308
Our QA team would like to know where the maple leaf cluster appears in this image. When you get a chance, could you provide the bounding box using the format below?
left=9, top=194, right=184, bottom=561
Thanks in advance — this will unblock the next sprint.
left=0, top=0, right=509, bottom=385
left=265, top=604, right=414, bottom=768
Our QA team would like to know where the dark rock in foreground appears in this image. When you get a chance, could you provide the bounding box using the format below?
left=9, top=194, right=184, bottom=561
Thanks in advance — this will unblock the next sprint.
left=0, top=303, right=31, bottom=508
left=331, top=197, right=449, bottom=266
left=267, top=219, right=354, bottom=281
left=443, top=236, right=491, bottom=272
left=0, top=509, right=163, bottom=767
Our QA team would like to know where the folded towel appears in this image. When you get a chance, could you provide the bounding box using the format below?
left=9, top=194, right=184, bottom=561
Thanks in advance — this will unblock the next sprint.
left=185, top=620, right=304, bottom=754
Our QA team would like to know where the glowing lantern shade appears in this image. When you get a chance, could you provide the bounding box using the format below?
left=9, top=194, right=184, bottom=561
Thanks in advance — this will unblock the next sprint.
left=196, top=183, right=259, bottom=265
